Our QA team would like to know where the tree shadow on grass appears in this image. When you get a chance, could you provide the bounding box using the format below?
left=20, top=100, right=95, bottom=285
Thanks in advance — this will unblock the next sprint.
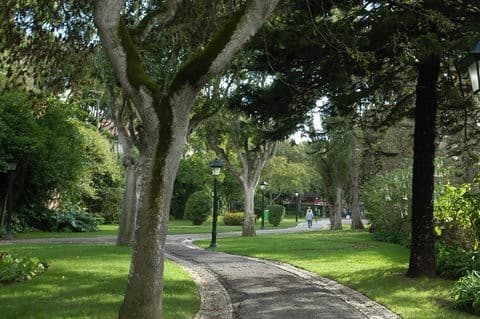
left=1, top=269, right=198, bottom=319
left=322, top=267, right=478, bottom=319
left=0, top=244, right=199, bottom=319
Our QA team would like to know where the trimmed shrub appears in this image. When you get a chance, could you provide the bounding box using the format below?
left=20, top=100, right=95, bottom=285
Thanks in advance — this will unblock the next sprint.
left=53, top=205, right=104, bottom=232
left=223, top=212, right=244, bottom=226
left=451, top=270, right=480, bottom=314
left=267, top=204, right=285, bottom=227
left=185, top=191, right=212, bottom=225
left=0, top=253, right=47, bottom=284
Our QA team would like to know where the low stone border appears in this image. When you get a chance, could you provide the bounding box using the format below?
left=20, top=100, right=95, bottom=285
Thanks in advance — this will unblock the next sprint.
left=166, top=241, right=233, bottom=319
left=242, top=255, right=400, bottom=319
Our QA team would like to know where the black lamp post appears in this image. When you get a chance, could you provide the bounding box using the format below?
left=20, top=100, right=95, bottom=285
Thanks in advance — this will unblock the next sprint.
left=5, top=162, right=17, bottom=240
left=259, top=181, right=267, bottom=230
left=294, top=192, right=299, bottom=223
left=209, top=158, right=223, bottom=248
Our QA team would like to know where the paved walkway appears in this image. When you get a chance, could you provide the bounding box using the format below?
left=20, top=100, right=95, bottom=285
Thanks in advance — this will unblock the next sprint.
left=1, top=220, right=399, bottom=319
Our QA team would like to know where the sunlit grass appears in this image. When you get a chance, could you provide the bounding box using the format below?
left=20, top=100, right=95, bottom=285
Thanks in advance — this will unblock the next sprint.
left=167, top=216, right=299, bottom=234
left=197, top=230, right=476, bottom=319
left=0, top=244, right=199, bottom=319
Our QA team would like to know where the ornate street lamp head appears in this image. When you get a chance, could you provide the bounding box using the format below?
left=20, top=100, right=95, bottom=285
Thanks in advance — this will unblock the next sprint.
left=469, top=40, right=480, bottom=95
left=210, top=158, right=223, bottom=176
left=259, top=180, right=268, bottom=191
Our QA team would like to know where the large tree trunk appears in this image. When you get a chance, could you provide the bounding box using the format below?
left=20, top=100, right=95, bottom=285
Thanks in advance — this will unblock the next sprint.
left=332, top=186, right=343, bottom=230
left=350, top=134, right=364, bottom=230
left=95, top=1, right=280, bottom=316
left=107, top=85, right=140, bottom=247
left=407, top=53, right=440, bottom=278
left=328, top=202, right=334, bottom=224
left=119, top=117, right=188, bottom=318
left=117, top=162, right=137, bottom=246
left=242, top=184, right=256, bottom=236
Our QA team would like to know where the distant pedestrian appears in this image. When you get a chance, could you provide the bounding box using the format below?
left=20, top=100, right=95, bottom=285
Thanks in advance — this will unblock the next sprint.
left=306, top=206, right=314, bottom=228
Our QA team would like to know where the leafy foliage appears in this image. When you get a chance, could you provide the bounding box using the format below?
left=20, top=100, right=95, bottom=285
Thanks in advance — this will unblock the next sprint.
left=52, top=206, right=104, bottom=232
left=437, top=244, right=480, bottom=280
left=0, top=253, right=47, bottom=284
left=0, top=92, right=84, bottom=214
left=362, top=166, right=411, bottom=245
left=267, top=204, right=285, bottom=227
left=451, top=271, right=480, bottom=315
left=223, top=212, right=244, bottom=226
left=171, top=153, right=210, bottom=219
left=435, top=184, right=480, bottom=250
left=0, top=91, right=123, bottom=229
left=185, top=191, right=211, bottom=225
left=372, top=230, right=410, bottom=248
left=74, top=123, right=124, bottom=224
left=261, top=156, right=313, bottom=203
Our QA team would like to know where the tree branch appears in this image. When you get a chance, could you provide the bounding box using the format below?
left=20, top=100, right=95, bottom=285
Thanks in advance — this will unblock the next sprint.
left=210, top=142, right=243, bottom=184
left=168, top=0, right=280, bottom=95
left=137, top=0, right=184, bottom=42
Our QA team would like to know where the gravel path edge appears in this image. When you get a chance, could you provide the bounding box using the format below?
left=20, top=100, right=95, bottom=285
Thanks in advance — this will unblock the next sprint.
left=237, top=254, right=400, bottom=319
left=166, top=244, right=233, bottom=319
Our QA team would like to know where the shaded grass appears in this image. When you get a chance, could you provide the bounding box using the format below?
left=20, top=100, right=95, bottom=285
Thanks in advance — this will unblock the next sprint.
left=15, top=217, right=300, bottom=239
left=16, top=225, right=119, bottom=239
left=197, top=230, right=476, bottom=319
left=0, top=244, right=199, bottom=319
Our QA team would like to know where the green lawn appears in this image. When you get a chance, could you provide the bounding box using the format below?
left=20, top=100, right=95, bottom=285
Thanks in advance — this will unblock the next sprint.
left=167, top=216, right=299, bottom=234
left=0, top=244, right=199, bottom=319
left=15, top=225, right=120, bottom=239
left=197, top=230, right=476, bottom=319
left=14, top=216, right=300, bottom=239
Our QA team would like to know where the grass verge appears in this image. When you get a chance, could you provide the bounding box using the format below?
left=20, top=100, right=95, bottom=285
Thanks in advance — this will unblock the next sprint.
left=14, top=216, right=300, bottom=239
left=197, top=230, right=476, bottom=319
left=0, top=244, right=199, bottom=319
left=15, top=225, right=119, bottom=239
left=167, top=216, right=299, bottom=234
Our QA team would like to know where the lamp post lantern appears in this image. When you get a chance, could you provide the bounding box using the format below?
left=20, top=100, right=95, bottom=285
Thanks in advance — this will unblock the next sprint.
left=209, top=158, right=223, bottom=248
left=4, top=162, right=17, bottom=240
left=294, top=192, right=299, bottom=223
left=469, top=40, right=480, bottom=96
left=259, top=181, right=268, bottom=230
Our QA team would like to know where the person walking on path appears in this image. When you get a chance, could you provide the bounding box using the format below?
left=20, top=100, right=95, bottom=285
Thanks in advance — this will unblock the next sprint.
left=306, top=206, right=314, bottom=228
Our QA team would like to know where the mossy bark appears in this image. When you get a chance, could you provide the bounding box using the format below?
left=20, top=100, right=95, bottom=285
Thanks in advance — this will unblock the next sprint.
left=95, top=0, right=281, bottom=317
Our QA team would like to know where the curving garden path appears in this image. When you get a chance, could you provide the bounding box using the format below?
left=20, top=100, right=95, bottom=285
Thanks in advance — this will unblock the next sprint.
left=1, top=220, right=399, bottom=319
